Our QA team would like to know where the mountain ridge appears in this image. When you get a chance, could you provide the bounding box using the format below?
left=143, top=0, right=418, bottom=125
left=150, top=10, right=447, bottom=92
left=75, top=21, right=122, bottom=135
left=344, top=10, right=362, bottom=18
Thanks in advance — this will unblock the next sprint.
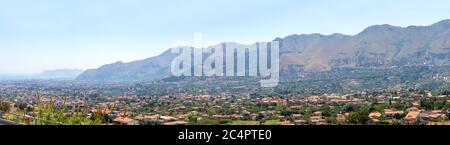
left=77, top=19, right=450, bottom=82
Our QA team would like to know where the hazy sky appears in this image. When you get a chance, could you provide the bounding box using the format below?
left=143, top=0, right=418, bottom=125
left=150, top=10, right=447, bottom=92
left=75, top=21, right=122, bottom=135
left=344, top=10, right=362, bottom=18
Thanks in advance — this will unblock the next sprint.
left=1, top=0, right=450, bottom=74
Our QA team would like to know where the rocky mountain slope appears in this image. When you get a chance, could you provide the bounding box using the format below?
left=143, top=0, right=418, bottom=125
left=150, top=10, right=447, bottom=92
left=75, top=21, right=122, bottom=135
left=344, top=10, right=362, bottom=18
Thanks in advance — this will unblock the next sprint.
left=77, top=20, right=450, bottom=81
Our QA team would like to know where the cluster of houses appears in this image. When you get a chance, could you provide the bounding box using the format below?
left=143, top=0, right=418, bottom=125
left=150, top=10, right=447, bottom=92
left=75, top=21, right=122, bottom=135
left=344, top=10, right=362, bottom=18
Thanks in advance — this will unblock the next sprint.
left=276, top=111, right=327, bottom=125
left=1, top=89, right=449, bottom=125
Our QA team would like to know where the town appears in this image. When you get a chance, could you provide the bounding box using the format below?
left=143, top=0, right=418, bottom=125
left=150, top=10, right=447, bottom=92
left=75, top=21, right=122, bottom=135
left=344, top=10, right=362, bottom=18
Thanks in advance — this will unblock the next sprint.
left=0, top=80, right=449, bottom=125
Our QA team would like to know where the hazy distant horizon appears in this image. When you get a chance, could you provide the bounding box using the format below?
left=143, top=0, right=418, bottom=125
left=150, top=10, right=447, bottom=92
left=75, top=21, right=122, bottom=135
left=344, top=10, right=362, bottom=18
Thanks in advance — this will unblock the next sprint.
left=0, top=68, right=84, bottom=81
left=0, top=68, right=84, bottom=75
left=1, top=0, right=450, bottom=74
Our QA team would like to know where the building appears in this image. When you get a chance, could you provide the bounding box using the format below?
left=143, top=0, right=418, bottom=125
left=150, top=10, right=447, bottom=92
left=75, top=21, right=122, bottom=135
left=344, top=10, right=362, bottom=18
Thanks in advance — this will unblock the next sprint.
left=369, top=112, right=382, bottom=119
left=113, top=117, right=139, bottom=125
left=292, top=114, right=303, bottom=119
left=163, top=121, right=188, bottom=125
left=384, top=109, right=405, bottom=117
left=405, top=109, right=421, bottom=125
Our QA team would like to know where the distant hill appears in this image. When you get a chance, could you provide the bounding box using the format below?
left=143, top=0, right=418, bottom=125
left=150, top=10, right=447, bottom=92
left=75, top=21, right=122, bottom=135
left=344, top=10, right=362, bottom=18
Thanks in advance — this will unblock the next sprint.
left=0, top=69, right=84, bottom=80
left=77, top=50, right=176, bottom=81
left=36, top=69, right=84, bottom=80
left=77, top=19, right=450, bottom=82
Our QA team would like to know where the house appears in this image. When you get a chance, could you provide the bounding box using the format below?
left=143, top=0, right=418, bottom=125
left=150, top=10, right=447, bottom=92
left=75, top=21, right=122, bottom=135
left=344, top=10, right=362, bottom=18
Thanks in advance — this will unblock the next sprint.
left=294, top=120, right=307, bottom=125
left=160, top=116, right=177, bottom=122
left=336, top=114, right=346, bottom=122
left=292, top=114, right=303, bottom=119
left=276, top=121, right=295, bottom=125
left=367, top=119, right=381, bottom=125
left=90, top=109, right=112, bottom=114
left=135, top=114, right=160, bottom=124
left=420, top=110, right=447, bottom=120
left=290, top=106, right=302, bottom=109
left=369, top=112, right=382, bottom=119
left=163, top=121, right=188, bottom=125
left=241, top=110, right=251, bottom=115
left=176, top=106, right=187, bottom=111
left=312, top=111, right=322, bottom=116
left=113, top=117, right=139, bottom=125
left=437, top=95, right=447, bottom=98
left=408, top=107, right=420, bottom=112
left=231, top=114, right=244, bottom=120
left=310, top=116, right=327, bottom=125
left=405, top=110, right=421, bottom=124
left=384, top=109, right=405, bottom=117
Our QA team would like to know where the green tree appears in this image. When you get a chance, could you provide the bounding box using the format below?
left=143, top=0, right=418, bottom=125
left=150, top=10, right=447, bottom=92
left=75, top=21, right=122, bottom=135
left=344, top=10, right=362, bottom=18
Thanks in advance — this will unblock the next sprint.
left=346, top=104, right=370, bottom=125
left=326, top=117, right=338, bottom=125
left=257, top=113, right=265, bottom=121
left=15, top=102, right=28, bottom=111
left=188, top=115, right=198, bottom=124
left=243, top=114, right=252, bottom=121
left=0, top=101, right=10, bottom=112
left=344, top=104, right=356, bottom=112
left=347, top=112, right=360, bottom=124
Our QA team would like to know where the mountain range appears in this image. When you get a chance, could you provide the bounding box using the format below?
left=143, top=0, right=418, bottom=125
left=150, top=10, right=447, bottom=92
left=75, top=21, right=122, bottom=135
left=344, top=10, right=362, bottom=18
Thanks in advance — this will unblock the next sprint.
left=77, top=20, right=450, bottom=82
left=0, top=69, right=84, bottom=80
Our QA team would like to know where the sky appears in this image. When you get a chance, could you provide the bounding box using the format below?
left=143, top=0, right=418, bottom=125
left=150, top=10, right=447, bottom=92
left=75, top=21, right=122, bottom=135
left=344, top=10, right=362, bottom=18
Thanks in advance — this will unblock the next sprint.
left=1, top=0, right=450, bottom=74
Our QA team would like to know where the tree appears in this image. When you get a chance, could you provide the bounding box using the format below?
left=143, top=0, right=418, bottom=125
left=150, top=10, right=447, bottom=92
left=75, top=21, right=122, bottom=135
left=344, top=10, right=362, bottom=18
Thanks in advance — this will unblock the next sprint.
left=440, top=90, right=450, bottom=96
left=445, top=101, right=450, bottom=111
left=188, top=115, right=198, bottom=124
left=326, top=117, right=338, bottom=125
left=207, top=108, right=216, bottom=116
left=257, top=113, right=265, bottom=121
left=280, top=109, right=293, bottom=117
left=393, top=113, right=405, bottom=120
left=15, top=102, right=27, bottom=111
left=0, top=101, right=10, bottom=112
left=346, top=104, right=370, bottom=125
left=372, top=104, right=385, bottom=113
left=347, top=112, right=360, bottom=124
left=448, top=112, right=450, bottom=120
left=320, top=106, right=335, bottom=117
left=344, top=104, right=355, bottom=112
left=243, top=114, right=252, bottom=121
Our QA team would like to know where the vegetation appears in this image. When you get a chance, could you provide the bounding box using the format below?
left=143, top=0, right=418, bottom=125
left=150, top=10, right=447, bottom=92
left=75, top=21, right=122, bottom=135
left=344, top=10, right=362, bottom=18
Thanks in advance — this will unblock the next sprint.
left=1, top=92, right=104, bottom=125
left=0, top=100, right=10, bottom=113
